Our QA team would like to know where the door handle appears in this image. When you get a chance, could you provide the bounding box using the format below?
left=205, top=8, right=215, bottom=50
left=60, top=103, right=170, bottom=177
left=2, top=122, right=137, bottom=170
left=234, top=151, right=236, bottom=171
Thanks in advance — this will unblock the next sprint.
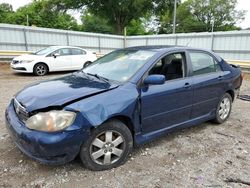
left=218, top=76, right=223, bottom=80
left=184, top=83, right=191, bottom=89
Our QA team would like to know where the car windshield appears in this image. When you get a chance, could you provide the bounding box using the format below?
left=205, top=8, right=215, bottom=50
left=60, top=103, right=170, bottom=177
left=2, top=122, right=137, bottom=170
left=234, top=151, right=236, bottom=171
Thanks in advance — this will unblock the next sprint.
left=34, top=47, right=59, bottom=55
left=83, top=49, right=156, bottom=82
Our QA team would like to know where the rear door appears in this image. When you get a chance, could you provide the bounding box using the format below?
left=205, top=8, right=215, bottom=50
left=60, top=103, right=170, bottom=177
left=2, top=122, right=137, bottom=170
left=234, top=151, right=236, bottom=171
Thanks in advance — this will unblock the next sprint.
left=140, top=51, right=194, bottom=134
left=71, top=48, right=87, bottom=69
left=187, top=50, right=226, bottom=118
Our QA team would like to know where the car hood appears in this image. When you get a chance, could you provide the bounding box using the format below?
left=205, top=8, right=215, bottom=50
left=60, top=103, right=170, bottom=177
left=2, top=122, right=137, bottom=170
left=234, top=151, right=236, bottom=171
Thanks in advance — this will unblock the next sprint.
left=15, top=72, right=118, bottom=112
left=13, top=54, right=41, bottom=61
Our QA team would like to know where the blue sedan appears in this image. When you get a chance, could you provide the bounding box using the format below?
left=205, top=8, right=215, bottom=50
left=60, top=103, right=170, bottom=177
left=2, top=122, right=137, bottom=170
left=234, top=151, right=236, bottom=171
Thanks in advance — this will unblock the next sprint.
left=5, top=46, right=242, bottom=170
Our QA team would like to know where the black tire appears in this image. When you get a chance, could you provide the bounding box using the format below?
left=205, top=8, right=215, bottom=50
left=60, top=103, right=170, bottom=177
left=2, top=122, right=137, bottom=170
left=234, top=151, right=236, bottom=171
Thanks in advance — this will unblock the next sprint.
left=80, top=120, right=133, bottom=171
left=83, top=61, right=92, bottom=68
left=213, top=93, right=232, bottom=124
left=33, top=63, right=48, bottom=76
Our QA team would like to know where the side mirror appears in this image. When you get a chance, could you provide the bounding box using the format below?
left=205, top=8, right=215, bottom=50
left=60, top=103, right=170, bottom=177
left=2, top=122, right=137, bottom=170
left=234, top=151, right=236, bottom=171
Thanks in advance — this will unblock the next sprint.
left=144, top=75, right=165, bottom=85
left=53, top=53, right=60, bottom=58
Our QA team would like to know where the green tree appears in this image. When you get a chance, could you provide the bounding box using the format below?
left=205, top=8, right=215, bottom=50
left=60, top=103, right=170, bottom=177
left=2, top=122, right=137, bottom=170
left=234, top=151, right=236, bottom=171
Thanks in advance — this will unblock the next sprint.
left=81, top=12, right=113, bottom=34
left=126, top=19, right=148, bottom=35
left=51, top=0, right=154, bottom=34
left=8, top=0, right=79, bottom=30
left=156, top=0, right=245, bottom=33
left=81, top=11, right=148, bottom=35
left=0, top=3, right=14, bottom=23
left=176, top=0, right=244, bottom=33
left=0, top=0, right=245, bottom=35
left=154, top=0, right=181, bottom=33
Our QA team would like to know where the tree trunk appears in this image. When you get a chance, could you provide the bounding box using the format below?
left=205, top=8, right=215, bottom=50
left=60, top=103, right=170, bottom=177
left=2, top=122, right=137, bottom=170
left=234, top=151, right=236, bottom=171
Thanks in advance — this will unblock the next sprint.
left=115, top=17, right=124, bottom=35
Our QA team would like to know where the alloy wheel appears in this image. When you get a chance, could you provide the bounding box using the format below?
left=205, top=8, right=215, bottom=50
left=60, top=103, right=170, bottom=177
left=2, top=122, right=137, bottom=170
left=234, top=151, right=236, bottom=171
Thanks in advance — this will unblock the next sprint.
left=36, top=65, right=46, bottom=75
left=90, top=130, right=125, bottom=165
left=219, top=97, right=231, bottom=120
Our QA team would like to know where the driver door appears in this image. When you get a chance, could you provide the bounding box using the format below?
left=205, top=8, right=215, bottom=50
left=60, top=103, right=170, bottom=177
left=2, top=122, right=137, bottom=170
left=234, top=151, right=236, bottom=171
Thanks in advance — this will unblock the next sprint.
left=46, top=48, right=73, bottom=71
left=140, top=51, right=194, bottom=134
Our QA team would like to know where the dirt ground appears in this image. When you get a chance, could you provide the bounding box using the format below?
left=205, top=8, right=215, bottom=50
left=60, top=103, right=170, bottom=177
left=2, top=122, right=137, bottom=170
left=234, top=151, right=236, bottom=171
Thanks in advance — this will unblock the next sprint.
left=0, top=64, right=249, bottom=188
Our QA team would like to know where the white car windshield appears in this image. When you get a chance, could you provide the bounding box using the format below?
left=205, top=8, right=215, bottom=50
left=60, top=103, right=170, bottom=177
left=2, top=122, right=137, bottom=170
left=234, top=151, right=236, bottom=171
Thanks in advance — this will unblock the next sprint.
left=34, top=47, right=59, bottom=56
left=83, top=49, right=156, bottom=82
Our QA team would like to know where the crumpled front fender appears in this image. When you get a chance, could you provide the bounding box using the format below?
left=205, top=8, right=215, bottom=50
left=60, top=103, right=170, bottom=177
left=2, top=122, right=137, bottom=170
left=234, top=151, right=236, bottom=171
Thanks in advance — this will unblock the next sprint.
left=66, top=83, right=140, bottom=131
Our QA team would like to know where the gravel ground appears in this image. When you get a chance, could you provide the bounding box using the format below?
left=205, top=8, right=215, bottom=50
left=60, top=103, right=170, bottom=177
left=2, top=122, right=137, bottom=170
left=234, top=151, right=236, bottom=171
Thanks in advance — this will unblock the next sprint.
left=0, top=64, right=250, bottom=188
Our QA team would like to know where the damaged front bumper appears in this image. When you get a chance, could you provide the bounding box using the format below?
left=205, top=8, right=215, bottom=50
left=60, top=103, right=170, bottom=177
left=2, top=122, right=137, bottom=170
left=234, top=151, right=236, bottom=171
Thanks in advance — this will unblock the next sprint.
left=5, top=100, right=90, bottom=165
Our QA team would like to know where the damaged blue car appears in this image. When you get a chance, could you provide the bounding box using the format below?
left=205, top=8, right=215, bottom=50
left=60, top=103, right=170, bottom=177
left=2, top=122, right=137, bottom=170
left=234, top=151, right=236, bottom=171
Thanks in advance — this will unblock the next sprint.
left=5, top=46, right=242, bottom=170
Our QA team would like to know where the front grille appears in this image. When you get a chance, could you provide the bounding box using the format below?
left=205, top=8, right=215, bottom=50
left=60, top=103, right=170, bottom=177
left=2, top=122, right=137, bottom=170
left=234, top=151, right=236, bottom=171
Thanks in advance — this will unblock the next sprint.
left=13, top=98, right=29, bottom=121
left=12, top=60, right=19, bottom=64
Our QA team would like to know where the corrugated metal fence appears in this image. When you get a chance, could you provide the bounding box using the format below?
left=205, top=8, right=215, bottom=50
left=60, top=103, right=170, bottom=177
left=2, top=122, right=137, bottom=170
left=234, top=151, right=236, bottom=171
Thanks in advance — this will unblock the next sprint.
left=1, top=23, right=250, bottom=61
left=0, top=24, right=124, bottom=54
left=128, top=32, right=250, bottom=61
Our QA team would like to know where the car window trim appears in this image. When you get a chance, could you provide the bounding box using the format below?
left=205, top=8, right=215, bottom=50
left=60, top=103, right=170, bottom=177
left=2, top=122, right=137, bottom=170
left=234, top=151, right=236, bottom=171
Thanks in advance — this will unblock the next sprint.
left=138, top=49, right=189, bottom=87
left=71, top=48, right=86, bottom=55
left=46, top=48, right=73, bottom=57
left=46, top=49, right=59, bottom=57
left=187, top=49, right=222, bottom=77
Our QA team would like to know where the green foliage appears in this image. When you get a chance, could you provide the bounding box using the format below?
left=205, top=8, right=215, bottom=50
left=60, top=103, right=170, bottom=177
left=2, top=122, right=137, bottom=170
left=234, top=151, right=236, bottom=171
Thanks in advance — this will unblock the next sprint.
left=0, top=3, right=14, bottom=23
left=175, top=1, right=207, bottom=33
left=186, top=0, right=244, bottom=32
left=0, top=0, right=246, bottom=35
left=54, top=0, right=154, bottom=34
left=154, top=0, right=181, bottom=33
left=3, top=0, right=79, bottom=30
left=81, top=12, right=113, bottom=34
left=158, top=0, right=245, bottom=33
left=126, top=19, right=147, bottom=35
left=81, top=11, right=148, bottom=35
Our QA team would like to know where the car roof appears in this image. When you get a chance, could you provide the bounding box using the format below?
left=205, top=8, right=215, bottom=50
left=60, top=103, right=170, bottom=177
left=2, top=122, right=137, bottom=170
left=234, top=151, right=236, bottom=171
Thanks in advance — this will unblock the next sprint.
left=124, top=45, right=204, bottom=51
left=49, top=45, right=85, bottom=50
left=123, top=45, right=221, bottom=59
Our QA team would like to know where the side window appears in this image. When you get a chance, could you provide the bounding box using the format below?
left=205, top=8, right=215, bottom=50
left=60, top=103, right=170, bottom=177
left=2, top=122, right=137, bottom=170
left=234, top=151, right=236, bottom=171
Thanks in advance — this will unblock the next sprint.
left=149, top=52, right=185, bottom=81
left=56, top=48, right=72, bottom=56
left=189, top=52, right=221, bottom=76
left=71, top=48, right=86, bottom=55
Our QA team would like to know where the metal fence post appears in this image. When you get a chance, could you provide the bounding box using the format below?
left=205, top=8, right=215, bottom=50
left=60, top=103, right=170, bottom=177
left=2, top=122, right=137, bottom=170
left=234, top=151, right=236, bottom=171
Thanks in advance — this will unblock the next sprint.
left=66, top=32, right=70, bottom=46
left=175, top=35, right=178, bottom=45
left=98, top=35, right=101, bottom=53
left=146, top=37, right=148, bottom=46
left=124, top=27, right=127, bottom=48
left=211, top=33, right=214, bottom=51
left=23, top=28, right=28, bottom=51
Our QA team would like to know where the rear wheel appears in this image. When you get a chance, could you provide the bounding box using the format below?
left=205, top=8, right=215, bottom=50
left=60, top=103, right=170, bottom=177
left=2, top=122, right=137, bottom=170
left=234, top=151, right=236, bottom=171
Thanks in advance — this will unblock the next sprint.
left=83, top=61, right=92, bottom=68
left=213, top=93, right=232, bottom=124
left=33, top=63, right=48, bottom=76
left=80, top=120, right=133, bottom=171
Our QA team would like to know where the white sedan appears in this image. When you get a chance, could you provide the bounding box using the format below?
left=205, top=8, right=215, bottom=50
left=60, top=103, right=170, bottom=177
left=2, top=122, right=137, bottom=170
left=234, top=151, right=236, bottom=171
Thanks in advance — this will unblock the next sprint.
left=11, top=46, right=97, bottom=76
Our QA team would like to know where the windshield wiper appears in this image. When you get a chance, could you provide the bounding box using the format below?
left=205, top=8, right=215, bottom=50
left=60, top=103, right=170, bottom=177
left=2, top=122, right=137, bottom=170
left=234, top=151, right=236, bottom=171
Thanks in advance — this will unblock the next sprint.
left=86, top=73, right=110, bottom=83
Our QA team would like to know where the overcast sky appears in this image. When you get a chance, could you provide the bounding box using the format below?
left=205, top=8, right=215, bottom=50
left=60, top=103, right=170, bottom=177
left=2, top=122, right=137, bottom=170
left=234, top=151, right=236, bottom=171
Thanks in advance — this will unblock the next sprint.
left=1, top=0, right=250, bottom=29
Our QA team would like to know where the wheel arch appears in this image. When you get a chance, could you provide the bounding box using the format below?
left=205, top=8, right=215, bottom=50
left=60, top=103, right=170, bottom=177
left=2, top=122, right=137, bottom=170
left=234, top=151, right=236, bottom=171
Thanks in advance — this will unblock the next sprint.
left=91, top=115, right=135, bottom=138
left=83, top=61, right=93, bottom=68
left=33, top=62, right=49, bottom=72
left=225, top=90, right=235, bottom=101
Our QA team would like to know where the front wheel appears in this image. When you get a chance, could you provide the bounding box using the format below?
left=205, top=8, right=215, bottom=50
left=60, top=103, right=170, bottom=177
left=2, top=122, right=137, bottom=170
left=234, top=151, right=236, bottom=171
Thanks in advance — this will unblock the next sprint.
left=213, top=93, right=232, bottom=124
left=80, top=120, right=133, bottom=171
left=33, top=63, right=48, bottom=76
